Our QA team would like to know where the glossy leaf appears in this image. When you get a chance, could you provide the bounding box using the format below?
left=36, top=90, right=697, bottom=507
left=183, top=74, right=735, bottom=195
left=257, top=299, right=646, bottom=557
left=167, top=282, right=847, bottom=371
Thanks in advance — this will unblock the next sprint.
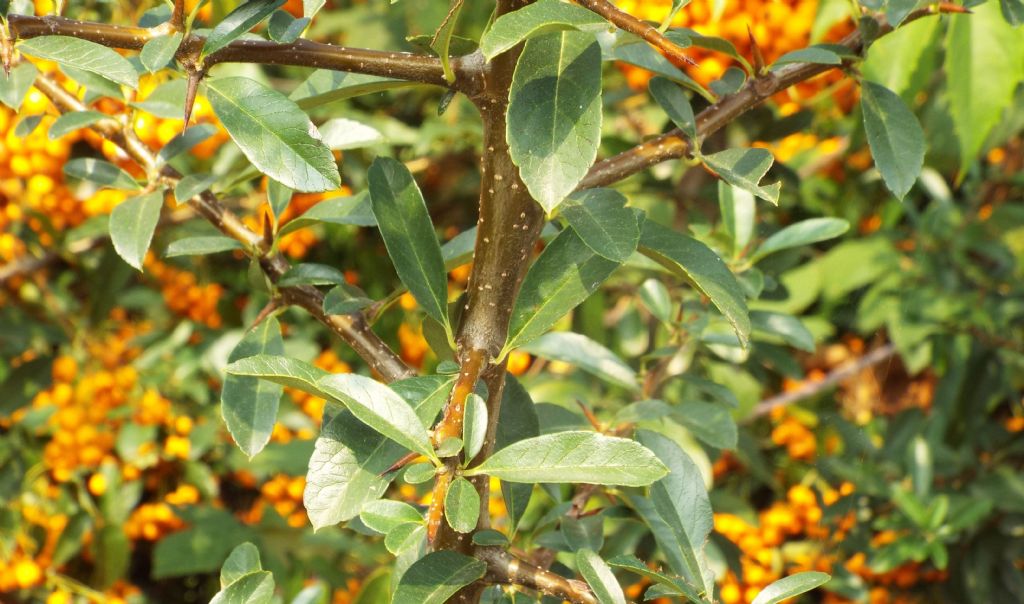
left=751, top=572, right=831, bottom=604
left=109, top=191, right=164, bottom=271
left=277, top=263, right=348, bottom=287
left=360, top=500, right=422, bottom=534
left=278, top=191, right=376, bottom=236
left=225, top=354, right=331, bottom=401
left=508, top=30, right=603, bottom=213
left=462, top=393, right=487, bottom=460
left=319, top=118, right=384, bottom=150
left=444, top=477, right=480, bottom=533
left=0, top=62, right=38, bottom=110
left=577, top=549, right=626, bottom=604
left=560, top=189, right=642, bottom=262
left=140, top=33, right=183, bottom=73
left=479, top=0, right=607, bottom=59
left=165, top=236, right=243, bottom=258
left=19, top=36, right=138, bottom=89
left=751, top=217, right=849, bottom=263
left=639, top=221, right=750, bottom=347
left=503, top=228, right=620, bottom=354
left=202, top=0, right=285, bottom=58
left=522, top=331, right=638, bottom=392
left=384, top=523, right=425, bottom=555
left=220, top=318, right=284, bottom=458
left=64, top=158, right=140, bottom=191
left=771, top=46, right=842, bottom=68
left=860, top=81, right=925, bottom=200
left=368, top=158, right=450, bottom=332
left=268, top=10, right=309, bottom=44
left=649, top=76, right=696, bottom=140
left=465, top=431, right=668, bottom=486
left=316, top=373, right=435, bottom=461
left=206, top=77, right=340, bottom=192
left=393, top=551, right=486, bottom=604
left=701, top=148, right=780, bottom=205
left=210, top=572, right=274, bottom=604
left=48, top=110, right=107, bottom=140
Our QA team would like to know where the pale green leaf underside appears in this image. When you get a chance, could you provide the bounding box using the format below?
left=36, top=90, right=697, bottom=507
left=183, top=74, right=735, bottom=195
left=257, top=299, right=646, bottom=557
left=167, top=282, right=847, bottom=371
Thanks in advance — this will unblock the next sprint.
left=19, top=36, right=138, bottom=89
left=109, top=191, right=163, bottom=271
left=860, top=81, right=925, bottom=200
left=220, top=318, right=285, bottom=459
left=479, top=0, right=608, bottom=59
left=751, top=572, right=831, bottom=604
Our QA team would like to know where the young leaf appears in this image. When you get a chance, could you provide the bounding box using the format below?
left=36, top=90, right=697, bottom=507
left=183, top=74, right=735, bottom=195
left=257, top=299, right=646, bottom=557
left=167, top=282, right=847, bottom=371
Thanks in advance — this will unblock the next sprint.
left=465, top=431, right=668, bottom=486
left=267, top=179, right=292, bottom=224
left=639, top=221, right=750, bottom=348
left=508, top=30, right=603, bottom=214
left=576, top=549, right=626, bottom=604
left=607, top=555, right=704, bottom=603
left=48, top=110, right=107, bottom=140
left=367, top=158, right=451, bottom=334
left=174, top=173, right=219, bottom=204
left=701, top=148, right=781, bottom=205
left=385, top=523, right=426, bottom=555
left=444, top=477, right=480, bottom=533
left=19, top=36, right=138, bottom=89
left=719, top=182, right=756, bottom=259
left=210, top=571, right=274, bottom=604
left=290, top=70, right=415, bottom=109
left=360, top=500, right=422, bottom=534
left=277, top=263, right=348, bottom=287
left=503, top=228, right=620, bottom=354
left=268, top=10, right=309, bottom=44
left=220, top=543, right=262, bottom=587
left=462, top=393, right=487, bottom=460
left=140, top=33, right=183, bottom=73
left=225, top=354, right=331, bottom=401
left=771, top=46, right=841, bottom=68
left=521, top=331, right=638, bottom=392
left=751, top=217, right=849, bottom=263
left=109, top=191, right=164, bottom=271
left=649, top=76, right=697, bottom=140
left=220, top=318, right=285, bottom=458
left=560, top=189, right=642, bottom=262
left=319, top=118, right=384, bottom=150
left=64, top=158, right=140, bottom=191
left=750, top=572, right=831, bottom=604
left=322, top=284, right=374, bottom=315
left=0, top=62, right=39, bottom=110
left=165, top=236, right=243, bottom=258
left=316, top=373, right=436, bottom=461
left=431, top=0, right=465, bottom=83
left=479, top=0, right=608, bottom=59
left=636, top=430, right=716, bottom=599
left=860, top=81, right=925, bottom=200
left=393, top=551, right=486, bottom=604
left=278, top=191, right=376, bottom=236
left=206, top=77, right=340, bottom=193
left=202, top=0, right=285, bottom=59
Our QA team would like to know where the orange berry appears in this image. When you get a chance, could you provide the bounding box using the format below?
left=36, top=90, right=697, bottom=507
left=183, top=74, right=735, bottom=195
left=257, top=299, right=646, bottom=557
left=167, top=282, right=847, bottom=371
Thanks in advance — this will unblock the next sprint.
left=88, top=473, right=108, bottom=496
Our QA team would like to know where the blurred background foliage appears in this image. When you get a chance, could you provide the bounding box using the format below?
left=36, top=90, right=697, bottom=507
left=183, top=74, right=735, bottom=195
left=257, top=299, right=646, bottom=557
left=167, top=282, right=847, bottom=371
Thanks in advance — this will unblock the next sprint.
left=0, top=0, right=1022, bottom=603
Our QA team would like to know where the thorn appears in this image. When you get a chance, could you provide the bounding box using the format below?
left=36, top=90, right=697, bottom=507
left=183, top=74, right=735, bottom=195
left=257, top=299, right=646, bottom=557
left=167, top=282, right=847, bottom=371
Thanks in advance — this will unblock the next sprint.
left=747, top=24, right=766, bottom=75
left=182, top=66, right=204, bottom=131
left=262, top=210, right=274, bottom=247
left=380, top=451, right=421, bottom=476
left=576, top=399, right=603, bottom=432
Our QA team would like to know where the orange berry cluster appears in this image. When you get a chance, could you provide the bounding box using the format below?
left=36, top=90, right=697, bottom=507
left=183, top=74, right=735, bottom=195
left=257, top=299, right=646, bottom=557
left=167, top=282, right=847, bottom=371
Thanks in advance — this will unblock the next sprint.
left=289, top=348, right=353, bottom=421
left=144, top=253, right=225, bottom=328
left=246, top=474, right=309, bottom=528
left=770, top=409, right=817, bottom=461
left=0, top=501, right=68, bottom=592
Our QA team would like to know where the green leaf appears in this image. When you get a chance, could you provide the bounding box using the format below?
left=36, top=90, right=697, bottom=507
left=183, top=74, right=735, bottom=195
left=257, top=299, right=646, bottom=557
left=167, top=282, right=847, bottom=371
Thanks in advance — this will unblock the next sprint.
left=522, top=331, right=637, bottom=392
left=319, top=118, right=384, bottom=150
left=860, top=81, right=925, bottom=200
left=465, top=431, right=668, bottom=486
left=669, top=400, right=737, bottom=449
left=131, top=79, right=187, bottom=118
left=667, top=28, right=752, bottom=74
left=165, top=235, right=243, bottom=258
left=432, top=0, right=465, bottom=83
left=393, top=551, right=486, bottom=604
left=639, top=221, right=750, bottom=347
left=404, top=463, right=435, bottom=485
left=140, top=33, right=183, bottom=73
left=750, top=572, right=831, bottom=604
left=479, top=0, right=608, bottom=59
left=303, top=0, right=326, bottom=18
left=750, top=311, right=814, bottom=352
left=48, top=110, right=107, bottom=140
left=636, top=430, right=715, bottom=598
left=278, top=263, right=348, bottom=287
left=660, top=0, right=691, bottom=30
left=64, top=158, right=140, bottom=191
left=360, top=500, right=422, bottom=534
left=278, top=191, right=376, bottom=236
left=701, top=148, right=780, bottom=205
left=175, top=173, right=219, bottom=204
left=945, top=3, right=1024, bottom=174
left=751, top=217, right=849, bottom=263
left=577, top=549, right=626, bottom=604
left=649, top=76, right=696, bottom=140
left=268, top=10, right=309, bottom=44
left=221, top=317, right=285, bottom=458
left=862, top=17, right=940, bottom=98
left=290, top=70, right=416, bottom=110
left=718, top=182, right=755, bottom=259
left=503, top=228, right=620, bottom=354
left=202, top=0, right=285, bottom=59
left=384, top=523, right=426, bottom=555
left=206, top=76, right=340, bottom=192
left=560, top=189, right=642, bottom=262
left=640, top=278, right=673, bottom=323
left=608, top=39, right=710, bottom=101
left=316, top=373, right=436, bottom=461
left=109, top=191, right=163, bottom=271
left=220, top=543, right=262, bottom=587
left=444, top=477, right=480, bottom=533
left=226, top=355, right=331, bottom=400
left=496, top=377, right=539, bottom=529
left=14, top=114, right=42, bottom=137
left=607, top=555, right=704, bottom=603
left=462, top=393, right=487, bottom=460
left=210, top=572, right=275, bottom=604
left=368, top=158, right=451, bottom=333
left=267, top=179, right=292, bottom=224
left=472, top=530, right=509, bottom=546
left=1002, top=0, right=1024, bottom=25
left=771, top=46, right=842, bottom=68
left=0, top=62, right=38, bottom=110
left=19, top=36, right=138, bottom=89
left=157, top=124, right=217, bottom=166
left=508, top=30, right=603, bottom=213
left=322, top=284, right=373, bottom=315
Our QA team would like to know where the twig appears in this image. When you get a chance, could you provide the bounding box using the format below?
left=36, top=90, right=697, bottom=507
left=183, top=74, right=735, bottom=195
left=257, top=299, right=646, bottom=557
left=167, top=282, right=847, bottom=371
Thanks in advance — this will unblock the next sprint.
left=477, top=547, right=598, bottom=604
left=576, top=0, right=695, bottom=66
left=746, top=344, right=896, bottom=421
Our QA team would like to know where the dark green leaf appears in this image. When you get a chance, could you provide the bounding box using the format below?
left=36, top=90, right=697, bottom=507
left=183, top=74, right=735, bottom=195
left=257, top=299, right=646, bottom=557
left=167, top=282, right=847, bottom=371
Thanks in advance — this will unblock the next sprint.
left=472, top=530, right=509, bottom=546
left=202, top=0, right=286, bottom=59
left=701, top=148, right=780, bottom=205
left=268, top=10, right=309, bottom=43
left=1002, top=0, right=1024, bottom=25
left=64, top=158, right=140, bottom=191
left=607, top=39, right=710, bottom=101
left=522, top=331, right=637, bottom=391
left=19, top=36, right=138, bottom=88
left=750, top=572, right=831, bottom=604
left=278, top=191, right=376, bottom=236
left=174, top=173, right=219, bottom=204
left=751, top=217, right=849, bottom=263
left=290, top=70, right=416, bottom=110
left=444, top=477, right=480, bottom=533
left=278, top=263, right=348, bottom=287
left=140, top=33, right=183, bottom=73
left=608, top=555, right=704, bottom=603
left=0, top=62, right=39, bottom=110
left=393, top=551, right=486, bottom=604
left=577, top=549, right=626, bottom=604
left=508, top=30, right=603, bottom=213
left=667, top=28, right=752, bottom=73
left=860, top=81, right=925, bottom=200
left=649, top=76, right=696, bottom=140
left=560, top=188, right=642, bottom=262
left=157, top=124, right=218, bottom=166
left=670, top=400, right=737, bottom=449
left=639, top=221, right=750, bottom=347
left=323, top=284, right=374, bottom=315
left=48, top=110, right=106, bottom=140
left=496, top=377, right=539, bottom=529
left=165, top=235, right=243, bottom=257
left=109, top=191, right=163, bottom=271
left=466, top=431, right=668, bottom=486
left=368, top=157, right=451, bottom=333
left=206, top=76, right=340, bottom=192
left=771, top=46, right=842, bottom=68
left=221, top=317, right=285, bottom=458
left=479, top=0, right=608, bottom=59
